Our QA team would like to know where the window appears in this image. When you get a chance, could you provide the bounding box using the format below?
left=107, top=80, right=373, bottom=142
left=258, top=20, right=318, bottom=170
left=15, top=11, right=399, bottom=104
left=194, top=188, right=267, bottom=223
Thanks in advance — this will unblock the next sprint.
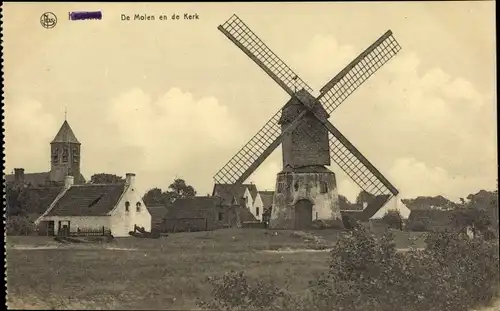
left=62, top=147, right=69, bottom=163
left=218, top=212, right=223, bottom=221
left=294, top=182, right=299, bottom=191
left=320, top=181, right=328, bottom=194
left=125, top=201, right=130, bottom=212
left=52, top=148, right=59, bottom=163
left=136, top=202, right=142, bottom=212
left=256, top=207, right=260, bottom=216
left=72, top=148, right=79, bottom=163
left=277, top=182, right=286, bottom=193
left=316, top=212, right=318, bottom=220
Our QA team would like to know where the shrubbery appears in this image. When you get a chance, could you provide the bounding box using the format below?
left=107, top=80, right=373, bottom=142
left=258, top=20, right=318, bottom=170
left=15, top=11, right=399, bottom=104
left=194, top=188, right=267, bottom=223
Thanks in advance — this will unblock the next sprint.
left=382, top=209, right=403, bottom=230
left=6, top=216, right=36, bottom=236
left=199, top=226, right=500, bottom=311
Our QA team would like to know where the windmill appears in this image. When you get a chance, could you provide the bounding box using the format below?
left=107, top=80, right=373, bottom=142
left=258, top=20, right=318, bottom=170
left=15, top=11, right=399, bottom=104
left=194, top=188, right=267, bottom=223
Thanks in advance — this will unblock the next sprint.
left=213, top=14, right=402, bottom=229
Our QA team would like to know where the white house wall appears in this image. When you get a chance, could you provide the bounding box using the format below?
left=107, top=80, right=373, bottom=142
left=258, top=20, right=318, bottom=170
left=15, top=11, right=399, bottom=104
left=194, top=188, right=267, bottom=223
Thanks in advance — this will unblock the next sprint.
left=41, top=215, right=111, bottom=235
left=252, top=193, right=264, bottom=221
left=243, top=188, right=253, bottom=209
left=370, top=195, right=411, bottom=219
left=110, top=186, right=152, bottom=237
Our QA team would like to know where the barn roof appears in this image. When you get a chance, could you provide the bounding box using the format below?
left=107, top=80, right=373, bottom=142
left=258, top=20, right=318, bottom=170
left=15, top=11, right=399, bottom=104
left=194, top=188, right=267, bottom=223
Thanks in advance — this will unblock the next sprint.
left=341, top=194, right=391, bottom=222
left=147, top=204, right=169, bottom=218
left=45, top=184, right=126, bottom=217
left=166, top=196, right=219, bottom=219
left=236, top=205, right=258, bottom=222
left=51, top=120, right=80, bottom=144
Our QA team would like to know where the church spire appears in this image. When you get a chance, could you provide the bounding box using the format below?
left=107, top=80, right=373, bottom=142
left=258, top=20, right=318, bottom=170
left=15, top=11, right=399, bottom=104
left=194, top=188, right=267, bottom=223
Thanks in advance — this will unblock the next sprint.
left=51, top=120, right=80, bottom=144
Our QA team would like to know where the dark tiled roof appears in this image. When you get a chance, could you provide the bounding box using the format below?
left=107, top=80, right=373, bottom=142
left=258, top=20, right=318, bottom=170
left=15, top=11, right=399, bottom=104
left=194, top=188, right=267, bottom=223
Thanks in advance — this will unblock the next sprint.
left=147, top=205, right=169, bottom=226
left=51, top=120, right=80, bottom=144
left=5, top=172, right=86, bottom=186
left=46, top=184, right=126, bottom=216
left=166, top=197, right=218, bottom=219
left=212, top=184, right=255, bottom=205
left=247, top=184, right=258, bottom=200
left=236, top=206, right=258, bottom=222
left=4, top=172, right=51, bottom=187
left=341, top=194, right=391, bottom=221
left=259, top=191, right=274, bottom=208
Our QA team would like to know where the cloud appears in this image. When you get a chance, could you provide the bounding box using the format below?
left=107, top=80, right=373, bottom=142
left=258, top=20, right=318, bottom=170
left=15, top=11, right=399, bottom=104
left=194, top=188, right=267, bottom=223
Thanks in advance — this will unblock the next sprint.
left=388, top=157, right=496, bottom=201
left=4, top=99, right=58, bottom=173
left=97, top=87, right=245, bottom=194
left=290, top=34, right=357, bottom=92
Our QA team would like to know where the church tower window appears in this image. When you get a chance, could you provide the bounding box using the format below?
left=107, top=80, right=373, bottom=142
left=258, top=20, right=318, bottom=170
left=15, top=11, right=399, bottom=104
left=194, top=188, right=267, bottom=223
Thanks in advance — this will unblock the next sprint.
left=73, top=148, right=79, bottom=163
left=62, top=147, right=69, bottom=163
left=52, top=148, right=59, bottom=163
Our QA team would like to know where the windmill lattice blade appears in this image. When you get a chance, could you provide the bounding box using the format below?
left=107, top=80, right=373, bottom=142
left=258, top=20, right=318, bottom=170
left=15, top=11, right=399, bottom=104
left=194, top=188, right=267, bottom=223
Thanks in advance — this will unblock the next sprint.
left=213, top=110, right=282, bottom=186
left=218, top=14, right=313, bottom=96
left=329, top=131, right=397, bottom=197
left=318, top=30, right=401, bottom=114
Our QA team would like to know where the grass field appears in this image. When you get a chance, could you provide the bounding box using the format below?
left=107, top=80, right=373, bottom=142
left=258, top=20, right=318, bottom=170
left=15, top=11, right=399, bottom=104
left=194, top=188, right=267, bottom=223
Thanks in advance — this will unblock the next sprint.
left=6, top=228, right=427, bottom=310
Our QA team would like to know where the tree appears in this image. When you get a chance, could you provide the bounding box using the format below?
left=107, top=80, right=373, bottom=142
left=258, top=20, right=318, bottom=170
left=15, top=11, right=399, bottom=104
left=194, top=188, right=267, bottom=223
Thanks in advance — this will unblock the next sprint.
left=142, top=188, right=164, bottom=206
left=355, top=190, right=375, bottom=205
left=89, top=173, right=125, bottom=184
left=141, top=178, right=197, bottom=206
left=6, top=184, right=22, bottom=217
left=166, top=178, right=196, bottom=200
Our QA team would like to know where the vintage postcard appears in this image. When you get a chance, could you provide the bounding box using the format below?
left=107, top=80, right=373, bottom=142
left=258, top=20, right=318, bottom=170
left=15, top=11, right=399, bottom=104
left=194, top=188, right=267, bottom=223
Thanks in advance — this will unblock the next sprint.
left=3, top=2, right=498, bottom=310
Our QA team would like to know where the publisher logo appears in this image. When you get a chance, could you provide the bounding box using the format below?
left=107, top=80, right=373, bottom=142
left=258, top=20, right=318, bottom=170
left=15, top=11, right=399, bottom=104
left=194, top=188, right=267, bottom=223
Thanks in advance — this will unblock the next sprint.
left=40, top=12, right=57, bottom=29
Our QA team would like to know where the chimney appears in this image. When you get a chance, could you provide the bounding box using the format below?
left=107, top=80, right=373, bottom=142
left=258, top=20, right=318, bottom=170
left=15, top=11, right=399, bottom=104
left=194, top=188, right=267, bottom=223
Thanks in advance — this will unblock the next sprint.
left=14, top=168, right=25, bottom=185
left=125, top=173, right=136, bottom=187
left=64, top=175, right=74, bottom=189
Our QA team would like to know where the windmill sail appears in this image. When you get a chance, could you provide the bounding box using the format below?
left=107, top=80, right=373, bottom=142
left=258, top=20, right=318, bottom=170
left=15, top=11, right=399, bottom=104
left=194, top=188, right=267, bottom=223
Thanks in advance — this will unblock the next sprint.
left=218, top=14, right=313, bottom=96
left=214, top=14, right=315, bottom=192
left=318, top=30, right=401, bottom=114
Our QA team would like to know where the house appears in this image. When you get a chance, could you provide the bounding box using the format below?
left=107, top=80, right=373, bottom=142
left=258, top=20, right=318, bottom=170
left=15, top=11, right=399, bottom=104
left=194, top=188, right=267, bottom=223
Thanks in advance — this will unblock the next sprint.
left=35, top=173, right=151, bottom=237
left=147, top=204, right=170, bottom=231
left=5, top=119, right=86, bottom=188
left=161, top=196, right=229, bottom=232
left=256, top=190, right=274, bottom=223
left=212, top=183, right=259, bottom=221
left=160, top=195, right=259, bottom=232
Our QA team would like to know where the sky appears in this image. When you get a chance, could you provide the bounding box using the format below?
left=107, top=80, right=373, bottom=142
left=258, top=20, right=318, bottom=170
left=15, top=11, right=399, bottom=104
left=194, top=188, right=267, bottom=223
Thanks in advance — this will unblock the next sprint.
left=3, top=2, right=497, bottom=202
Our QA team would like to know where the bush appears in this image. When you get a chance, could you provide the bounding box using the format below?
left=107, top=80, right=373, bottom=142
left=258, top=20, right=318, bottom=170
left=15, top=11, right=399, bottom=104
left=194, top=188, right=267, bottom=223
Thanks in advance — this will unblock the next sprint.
left=382, top=209, right=403, bottom=230
left=407, top=220, right=429, bottom=232
left=200, top=227, right=499, bottom=311
left=6, top=216, right=36, bottom=236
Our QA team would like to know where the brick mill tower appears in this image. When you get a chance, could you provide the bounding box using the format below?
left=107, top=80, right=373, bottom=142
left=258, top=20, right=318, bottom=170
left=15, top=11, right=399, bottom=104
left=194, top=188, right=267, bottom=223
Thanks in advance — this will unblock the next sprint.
left=49, top=120, right=83, bottom=184
left=213, top=14, right=402, bottom=230
left=271, top=90, right=341, bottom=228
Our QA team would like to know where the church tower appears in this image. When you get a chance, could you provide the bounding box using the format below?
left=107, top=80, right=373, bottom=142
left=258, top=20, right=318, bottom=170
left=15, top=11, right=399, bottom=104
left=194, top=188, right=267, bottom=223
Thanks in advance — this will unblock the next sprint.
left=49, top=120, right=83, bottom=184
